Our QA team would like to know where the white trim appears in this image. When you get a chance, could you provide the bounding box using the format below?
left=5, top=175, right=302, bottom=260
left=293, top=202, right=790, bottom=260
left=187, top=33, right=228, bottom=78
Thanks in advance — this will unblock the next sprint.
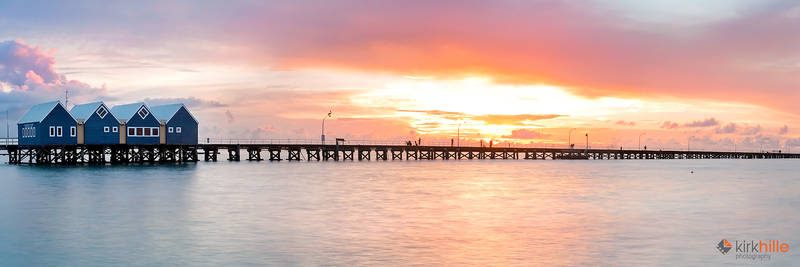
left=104, top=126, right=110, bottom=133
left=168, top=127, right=174, bottom=133
left=96, top=103, right=120, bottom=124
left=56, top=126, right=63, bottom=137
left=137, top=107, right=150, bottom=119
left=70, top=126, right=76, bottom=137
left=126, top=127, right=160, bottom=137
left=112, top=126, right=118, bottom=133
left=176, top=127, right=182, bottom=133
left=96, top=106, right=108, bottom=119
left=20, top=101, right=79, bottom=125
left=49, top=126, right=55, bottom=137
left=158, top=105, right=199, bottom=124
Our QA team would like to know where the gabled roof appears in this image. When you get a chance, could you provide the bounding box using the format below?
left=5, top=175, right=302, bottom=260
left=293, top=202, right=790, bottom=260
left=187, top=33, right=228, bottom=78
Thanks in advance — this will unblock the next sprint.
left=110, top=102, right=149, bottom=122
left=150, top=103, right=198, bottom=124
left=18, top=101, right=67, bottom=124
left=69, top=101, right=107, bottom=120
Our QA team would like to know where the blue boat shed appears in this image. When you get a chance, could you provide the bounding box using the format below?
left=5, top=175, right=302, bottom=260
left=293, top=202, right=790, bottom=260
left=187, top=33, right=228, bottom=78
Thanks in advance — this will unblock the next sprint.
left=151, top=104, right=199, bottom=145
left=111, top=102, right=160, bottom=145
left=17, top=101, right=78, bottom=146
left=69, top=101, right=120, bottom=145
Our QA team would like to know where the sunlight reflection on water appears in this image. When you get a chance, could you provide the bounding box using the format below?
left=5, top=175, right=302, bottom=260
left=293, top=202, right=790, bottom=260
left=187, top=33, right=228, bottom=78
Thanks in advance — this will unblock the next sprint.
left=0, top=159, right=798, bottom=266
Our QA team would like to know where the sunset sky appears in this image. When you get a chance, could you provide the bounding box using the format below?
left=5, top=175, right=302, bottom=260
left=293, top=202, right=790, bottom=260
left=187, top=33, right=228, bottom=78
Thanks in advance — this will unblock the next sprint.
left=1, top=0, right=799, bottom=151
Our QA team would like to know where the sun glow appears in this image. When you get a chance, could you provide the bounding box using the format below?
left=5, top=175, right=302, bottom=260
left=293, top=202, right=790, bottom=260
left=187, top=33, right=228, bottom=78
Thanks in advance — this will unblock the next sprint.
left=349, top=77, right=646, bottom=138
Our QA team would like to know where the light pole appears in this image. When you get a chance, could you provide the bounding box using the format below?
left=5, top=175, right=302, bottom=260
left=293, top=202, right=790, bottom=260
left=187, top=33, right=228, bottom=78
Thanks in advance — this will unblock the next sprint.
left=638, top=133, right=646, bottom=150
left=457, top=121, right=462, bottom=147
left=568, top=128, right=576, bottom=149
left=585, top=132, right=589, bottom=152
left=321, top=109, right=332, bottom=145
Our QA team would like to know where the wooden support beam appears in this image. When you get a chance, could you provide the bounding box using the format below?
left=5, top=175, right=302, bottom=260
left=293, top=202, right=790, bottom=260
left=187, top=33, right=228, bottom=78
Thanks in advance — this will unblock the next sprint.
left=288, top=148, right=301, bottom=161
left=391, top=149, right=403, bottom=160
left=268, top=147, right=281, bottom=161
left=323, top=149, right=337, bottom=161
left=306, top=148, right=320, bottom=161
left=247, top=148, right=262, bottom=161
left=342, top=149, right=354, bottom=161
left=406, top=149, right=417, bottom=160
left=358, top=148, right=371, bottom=161
left=375, top=148, right=388, bottom=160
left=228, top=146, right=240, bottom=161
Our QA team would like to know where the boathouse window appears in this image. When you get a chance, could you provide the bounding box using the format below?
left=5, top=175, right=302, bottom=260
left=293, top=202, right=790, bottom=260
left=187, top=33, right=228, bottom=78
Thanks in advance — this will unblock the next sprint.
left=168, top=127, right=173, bottom=133
left=112, top=127, right=118, bottom=133
left=70, top=126, right=76, bottom=137
left=126, top=127, right=159, bottom=137
left=96, top=106, right=108, bottom=118
left=50, top=126, right=55, bottom=137
left=57, top=126, right=63, bottom=137
left=104, top=126, right=110, bottom=133
left=138, top=107, right=149, bottom=119
left=176, top=127, right=182, bottom=133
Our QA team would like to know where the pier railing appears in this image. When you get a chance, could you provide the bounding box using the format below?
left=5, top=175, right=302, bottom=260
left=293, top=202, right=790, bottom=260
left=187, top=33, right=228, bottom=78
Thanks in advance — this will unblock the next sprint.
left=204, top=138, right=455, bottom=146
left=0, top=138, right=17, bottom=146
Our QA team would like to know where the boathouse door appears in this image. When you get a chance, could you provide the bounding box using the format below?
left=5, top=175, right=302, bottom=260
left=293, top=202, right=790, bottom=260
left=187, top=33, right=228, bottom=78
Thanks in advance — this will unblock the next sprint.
left=159, top=125, right=166, bottom=144
left=120, top=125, right=126, bottom=144
left=77, top=124, right=85, bottom=144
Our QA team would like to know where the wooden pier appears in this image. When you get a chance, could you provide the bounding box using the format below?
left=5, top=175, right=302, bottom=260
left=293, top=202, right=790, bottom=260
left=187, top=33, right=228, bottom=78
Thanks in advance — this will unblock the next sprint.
left=1, top=142, right=799, bottom=165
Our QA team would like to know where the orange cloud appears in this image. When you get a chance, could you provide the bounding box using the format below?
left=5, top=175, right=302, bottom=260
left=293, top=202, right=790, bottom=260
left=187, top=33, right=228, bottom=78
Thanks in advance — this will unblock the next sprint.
left=245, top=1, right=800, bottom=114
left=471, top=114, right=563, bottom=125
left=502, top=129, right=551, bottom=140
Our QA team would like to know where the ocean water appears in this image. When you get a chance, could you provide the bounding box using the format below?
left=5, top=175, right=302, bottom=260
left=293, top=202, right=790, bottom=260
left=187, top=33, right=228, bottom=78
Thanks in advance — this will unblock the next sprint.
left=0, top=159, right=798, bottom=266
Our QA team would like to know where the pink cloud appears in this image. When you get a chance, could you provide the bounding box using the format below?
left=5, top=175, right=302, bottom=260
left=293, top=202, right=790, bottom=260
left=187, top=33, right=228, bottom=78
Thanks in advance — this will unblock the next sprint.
left=502, top=129, right=551, bottom=140
left=660, top=121, right=680, bottom=130
left=0, top=39, right=106, bottom=114
left=684, top=118, right=719, bottom=128
left=615, top=120, right=636, bottom=126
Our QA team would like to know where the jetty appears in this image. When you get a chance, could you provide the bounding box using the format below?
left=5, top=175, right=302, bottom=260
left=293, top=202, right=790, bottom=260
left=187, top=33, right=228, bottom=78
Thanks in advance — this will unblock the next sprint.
left=1, top=138, right=798, bottom=165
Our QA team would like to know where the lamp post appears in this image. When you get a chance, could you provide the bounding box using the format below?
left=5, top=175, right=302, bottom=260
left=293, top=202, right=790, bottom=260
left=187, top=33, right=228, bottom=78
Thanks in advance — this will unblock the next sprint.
left=568, top=128, right=576, bottom=149
left=457, top=121, right=462, bottom=147
left=321, top=109, right=332, bottom=145
left=585, top=132, right=589, bottom=152
left=638, top=133, right=646, bottom=150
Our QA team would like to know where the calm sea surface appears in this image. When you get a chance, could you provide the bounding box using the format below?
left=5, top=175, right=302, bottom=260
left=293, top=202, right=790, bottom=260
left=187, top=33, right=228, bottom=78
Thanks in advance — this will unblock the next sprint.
left=0, top=159, right=798, bottom=266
